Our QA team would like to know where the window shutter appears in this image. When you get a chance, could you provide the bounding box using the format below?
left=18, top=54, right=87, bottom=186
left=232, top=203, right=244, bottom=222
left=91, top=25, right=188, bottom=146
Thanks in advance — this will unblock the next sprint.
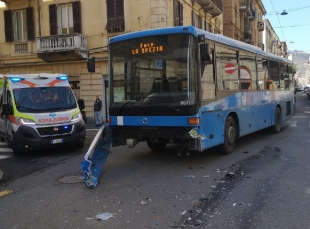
left=198, top=15, right=202, bottom=29
left=26, top=7, right=35, bottom=40
left=4, top=10, right=13, bottom=42
left=173, top=0, right=179, bottom=26
left=49, top=4, right=57, bottom=35
left=73, top=1, right=82, bottom=33
left=106, top=0, right=115, bottom=30
left=180, top=3, right=183, bottom=26
left=114, top=0, right=124, bottom=30
left=192, top=11, right=195, bottom=26
left=115, top=0, right=124, bottom=17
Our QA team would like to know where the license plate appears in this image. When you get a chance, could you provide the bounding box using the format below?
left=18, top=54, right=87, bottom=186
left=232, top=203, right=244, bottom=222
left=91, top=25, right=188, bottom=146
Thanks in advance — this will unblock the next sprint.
left=51, top=139, right=64, bottom=144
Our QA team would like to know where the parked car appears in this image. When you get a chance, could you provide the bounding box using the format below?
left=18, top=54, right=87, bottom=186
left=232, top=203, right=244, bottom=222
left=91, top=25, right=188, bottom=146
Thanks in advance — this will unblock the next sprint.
left=303, top=86, right=310, bottom=93
left=306, top=88, right=310, bottom=100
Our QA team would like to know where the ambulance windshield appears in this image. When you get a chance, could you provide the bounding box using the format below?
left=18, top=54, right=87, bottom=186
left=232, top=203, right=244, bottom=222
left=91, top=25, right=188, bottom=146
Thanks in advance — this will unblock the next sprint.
left=14, top=87, right=77, bottom=112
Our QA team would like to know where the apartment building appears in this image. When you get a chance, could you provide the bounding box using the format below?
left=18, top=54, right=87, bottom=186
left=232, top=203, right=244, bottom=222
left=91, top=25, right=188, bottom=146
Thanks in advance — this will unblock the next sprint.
left=223, top=0, right=266, bottom=50
left=263, top=18, right=288, bottom=58
left=0, top=0, right=223, bottom=122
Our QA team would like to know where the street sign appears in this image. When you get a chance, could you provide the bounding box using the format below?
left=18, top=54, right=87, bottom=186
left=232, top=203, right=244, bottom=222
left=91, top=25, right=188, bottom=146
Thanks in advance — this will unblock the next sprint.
left=224, top=63, right=236, bottom=75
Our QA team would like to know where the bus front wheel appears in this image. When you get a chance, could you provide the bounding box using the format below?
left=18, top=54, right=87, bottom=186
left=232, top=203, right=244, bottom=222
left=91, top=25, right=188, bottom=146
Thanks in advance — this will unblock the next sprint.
left=147, top=141, right=167, bottom=151
left=221, top=116, right=236, bottom=155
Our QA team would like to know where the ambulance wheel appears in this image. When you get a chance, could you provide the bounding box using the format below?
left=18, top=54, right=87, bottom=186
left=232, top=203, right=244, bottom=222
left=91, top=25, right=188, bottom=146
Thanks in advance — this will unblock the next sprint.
left=12, top=134, right=23, bottom=156
left=147, top=141, right=167, bottom=151
left=221, top=116, right=236, bottom=155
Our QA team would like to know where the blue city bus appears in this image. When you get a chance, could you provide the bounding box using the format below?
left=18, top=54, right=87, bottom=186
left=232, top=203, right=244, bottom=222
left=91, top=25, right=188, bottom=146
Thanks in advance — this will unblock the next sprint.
left=82, top=26, right=294, bottom=187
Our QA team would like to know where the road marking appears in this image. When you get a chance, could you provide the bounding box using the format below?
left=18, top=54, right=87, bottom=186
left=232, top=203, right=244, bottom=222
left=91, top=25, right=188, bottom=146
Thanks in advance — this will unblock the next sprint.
left=86, top=129, right=99, bottom=132
left=0, top=155, right=11, bottom=159
left=287, top=121, right=297, bottom=127
left=0, top=148, right=13, bottom=152
left=0, top=142, right=9, bottom=146
left=0, top=190, right=13, bottom=197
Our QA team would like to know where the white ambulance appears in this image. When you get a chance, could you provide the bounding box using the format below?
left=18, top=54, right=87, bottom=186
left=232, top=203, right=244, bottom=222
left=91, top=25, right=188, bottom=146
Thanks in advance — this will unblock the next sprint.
left=0, top=73, right=86, bottom=156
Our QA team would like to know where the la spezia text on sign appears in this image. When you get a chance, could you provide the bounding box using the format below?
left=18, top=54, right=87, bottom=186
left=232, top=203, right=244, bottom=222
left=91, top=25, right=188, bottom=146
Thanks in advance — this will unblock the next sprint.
left=132, top=42, right=163, bottom=54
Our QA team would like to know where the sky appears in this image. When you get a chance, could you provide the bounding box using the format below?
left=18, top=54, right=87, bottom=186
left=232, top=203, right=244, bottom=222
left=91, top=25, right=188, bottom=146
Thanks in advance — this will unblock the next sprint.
left=261, top=0, right=310, bottom=52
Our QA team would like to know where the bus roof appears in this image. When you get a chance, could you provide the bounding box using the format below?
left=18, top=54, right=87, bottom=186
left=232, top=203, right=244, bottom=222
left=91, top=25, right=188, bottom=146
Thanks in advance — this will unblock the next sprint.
left=109, top=26, right=291, bottom=64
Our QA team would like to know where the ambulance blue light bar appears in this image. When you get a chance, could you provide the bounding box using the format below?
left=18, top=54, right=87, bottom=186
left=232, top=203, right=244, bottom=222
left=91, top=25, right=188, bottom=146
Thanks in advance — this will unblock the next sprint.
left=9, top=77, right=24, bottom=82
left=57, top=75, right=68, bottom=80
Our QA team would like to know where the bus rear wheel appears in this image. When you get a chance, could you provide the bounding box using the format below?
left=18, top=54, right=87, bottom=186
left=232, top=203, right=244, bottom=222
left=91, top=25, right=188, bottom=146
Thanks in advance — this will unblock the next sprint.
left=221, top=116, right=236, bottom=155
left=147, top=141, right=167, bottom=151
left=271, top=107, right=281, bottom=133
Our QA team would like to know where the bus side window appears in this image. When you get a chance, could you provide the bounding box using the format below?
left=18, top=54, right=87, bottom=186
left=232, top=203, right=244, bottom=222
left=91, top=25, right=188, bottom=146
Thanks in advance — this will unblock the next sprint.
left=216, top=46, right=239, bottom=91
left=269, top=60, right=280, bottom=90
left=201, top=47, right=215, bottom=101
left=239, top=51, right=257, bottom=90
left=257, top=57, right=266, bottom=90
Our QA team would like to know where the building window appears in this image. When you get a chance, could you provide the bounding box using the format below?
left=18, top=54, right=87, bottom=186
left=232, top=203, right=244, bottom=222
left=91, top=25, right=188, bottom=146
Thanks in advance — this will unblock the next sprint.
left=214, top=27, right=221, bottom=34
left=13, top=10, right=28, bottom=41
left=174, top=0, right=183, bottom=26
left=192, top=12, right=202, bottom=29
left=49, top=1, right=81, bottom=36
left=106, top=0, right=124, bottom=32
left=4, top=8, right=34, bottom=42
left=59, top=4, right=73, bottom=34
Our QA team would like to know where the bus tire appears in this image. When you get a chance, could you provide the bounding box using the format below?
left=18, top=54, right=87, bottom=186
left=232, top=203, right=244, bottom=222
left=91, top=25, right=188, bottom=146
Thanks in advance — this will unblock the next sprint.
left=221, top=116, right=236, bottom=155
left=271, top=107, right=281, bottom=133
left=11, top=134, right=23, bottom=156
left=147, top=141, right=167, bottom=151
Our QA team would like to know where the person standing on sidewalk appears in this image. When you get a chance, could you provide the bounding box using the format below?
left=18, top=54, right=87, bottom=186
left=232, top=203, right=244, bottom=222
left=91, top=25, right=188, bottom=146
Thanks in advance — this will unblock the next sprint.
left=94, top=95, right=102, bottom=127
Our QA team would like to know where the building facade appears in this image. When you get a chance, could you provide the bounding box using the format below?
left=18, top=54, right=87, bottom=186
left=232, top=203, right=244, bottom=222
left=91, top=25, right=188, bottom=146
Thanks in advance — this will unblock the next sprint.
left=262, top=18, right=287, bottom=58
left=223, top=0, right=266, bottom=49
left=0, top=0, right=224, bottom=122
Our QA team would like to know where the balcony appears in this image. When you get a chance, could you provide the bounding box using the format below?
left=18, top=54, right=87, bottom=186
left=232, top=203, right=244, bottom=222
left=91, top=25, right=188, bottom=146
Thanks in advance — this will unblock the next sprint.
left=192, top=0, right=223, bottom=17
left=248, top=9, right=256, bottom=21
left=239, top=5, right=248, bottom=12
left=36, top=34, right=87, bottom=62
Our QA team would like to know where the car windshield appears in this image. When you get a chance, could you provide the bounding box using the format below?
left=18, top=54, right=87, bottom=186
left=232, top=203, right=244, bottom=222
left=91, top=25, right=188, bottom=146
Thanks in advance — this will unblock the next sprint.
left=13, top=87, right=77, bottom=113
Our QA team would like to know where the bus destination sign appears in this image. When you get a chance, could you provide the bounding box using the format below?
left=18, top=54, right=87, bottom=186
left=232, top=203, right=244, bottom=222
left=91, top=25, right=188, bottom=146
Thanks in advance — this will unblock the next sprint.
left=132, top=42, right=163, bottom=55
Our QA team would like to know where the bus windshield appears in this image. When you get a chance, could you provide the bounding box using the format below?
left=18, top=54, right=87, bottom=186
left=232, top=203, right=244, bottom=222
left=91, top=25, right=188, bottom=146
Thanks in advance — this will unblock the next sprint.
left=109, top=34, right=198, bottom=109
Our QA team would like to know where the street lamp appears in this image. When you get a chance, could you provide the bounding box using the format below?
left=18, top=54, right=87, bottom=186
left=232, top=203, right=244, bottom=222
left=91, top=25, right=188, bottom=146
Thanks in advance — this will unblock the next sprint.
left=281, top=10, right=288, bottom=15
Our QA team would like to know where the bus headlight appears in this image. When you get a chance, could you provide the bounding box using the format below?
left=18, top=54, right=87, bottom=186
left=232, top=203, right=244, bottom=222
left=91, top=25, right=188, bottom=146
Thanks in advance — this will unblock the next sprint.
left=71, top=113, right=82, bottom=122
left=17, top=117, right=36, bottom=125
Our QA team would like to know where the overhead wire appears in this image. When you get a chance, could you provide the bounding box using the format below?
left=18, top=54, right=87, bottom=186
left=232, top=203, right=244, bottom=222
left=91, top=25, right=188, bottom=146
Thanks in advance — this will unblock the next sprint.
left=266, top=5, right=310, bottom=15
left=274, top=24, right=310, bottom=28
left=268, top=0, right=286, bottom=41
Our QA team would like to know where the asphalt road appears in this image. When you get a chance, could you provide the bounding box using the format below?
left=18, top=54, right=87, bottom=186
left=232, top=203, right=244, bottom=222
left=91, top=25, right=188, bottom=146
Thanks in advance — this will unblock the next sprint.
left=0, top=93, right=309, bottom=229
left=0, top=129, right=98, bottom=183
